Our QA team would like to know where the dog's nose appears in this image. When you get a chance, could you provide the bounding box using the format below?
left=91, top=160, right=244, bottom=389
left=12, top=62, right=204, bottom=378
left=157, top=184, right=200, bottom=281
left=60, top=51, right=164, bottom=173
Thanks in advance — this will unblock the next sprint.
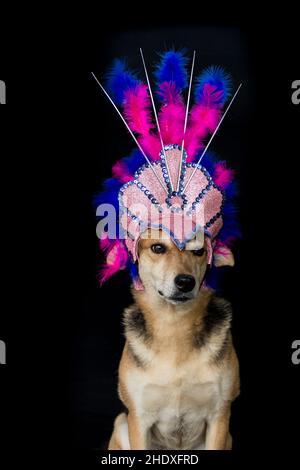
left=174, top=274, right=196, bottom=293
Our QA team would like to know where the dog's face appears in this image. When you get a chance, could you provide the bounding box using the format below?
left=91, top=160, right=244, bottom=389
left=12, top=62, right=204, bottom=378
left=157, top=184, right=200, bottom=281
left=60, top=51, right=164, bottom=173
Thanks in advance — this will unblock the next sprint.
left=138, top=229, right=208, bottom=305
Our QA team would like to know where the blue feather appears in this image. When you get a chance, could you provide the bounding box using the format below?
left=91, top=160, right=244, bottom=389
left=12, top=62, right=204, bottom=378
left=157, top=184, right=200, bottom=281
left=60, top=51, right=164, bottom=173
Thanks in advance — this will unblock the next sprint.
left=200, top=151, right=219, bottom=176
left=224, top=181, right=238, bottom=200
left=93, top=150, right=147, bottom=220
left=123, top=150, right=145, bottom=175
left=206, top=183, right=240, bottom=290
left=93, top=177, right=123, bottom=212
left=127, top=258, right=140, bottom=282
left=106, top=59, right=139, bottom=105
left=200, top=152, right=240, bottom=244
left=218, top=201, right=241, bottom=242
left=206, top=264, right=220, bottom=290
left=195, top=66, right=232, bottom=106
left=206, top=265, right=231, bottom=291
left=155, top=50, right=188, bottom=93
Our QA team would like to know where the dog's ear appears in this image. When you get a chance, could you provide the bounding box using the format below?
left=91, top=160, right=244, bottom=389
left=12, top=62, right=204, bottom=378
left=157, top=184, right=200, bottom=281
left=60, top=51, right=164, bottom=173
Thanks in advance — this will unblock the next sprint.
left=213, top=244, right=235, bottom=267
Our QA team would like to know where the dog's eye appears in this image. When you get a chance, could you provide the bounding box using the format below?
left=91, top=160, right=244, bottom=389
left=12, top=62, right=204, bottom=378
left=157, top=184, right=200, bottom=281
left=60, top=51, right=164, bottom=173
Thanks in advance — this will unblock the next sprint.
left=151, top=244, right=167, bottom=254
left=192, top=248, right=205, bottom=257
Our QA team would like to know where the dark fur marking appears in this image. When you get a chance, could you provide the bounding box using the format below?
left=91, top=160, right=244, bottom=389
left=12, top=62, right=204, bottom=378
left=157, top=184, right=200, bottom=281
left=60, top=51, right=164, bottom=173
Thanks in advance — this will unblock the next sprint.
left=204, top=296, right=232, bottom=334
left=124, top=305, right=152, bottom=342
left=213, top=330, right=230, bottom=363
left=193, top=295, right=232, bottom=349
left=127, top=342, right=146, bottom=368
left=193, top=329, right=206, bottom=349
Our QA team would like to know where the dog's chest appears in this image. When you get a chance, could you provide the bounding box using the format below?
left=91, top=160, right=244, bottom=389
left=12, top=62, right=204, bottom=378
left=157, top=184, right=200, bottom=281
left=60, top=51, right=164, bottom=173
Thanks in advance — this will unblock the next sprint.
left=139, top=362, right=221, bottom=449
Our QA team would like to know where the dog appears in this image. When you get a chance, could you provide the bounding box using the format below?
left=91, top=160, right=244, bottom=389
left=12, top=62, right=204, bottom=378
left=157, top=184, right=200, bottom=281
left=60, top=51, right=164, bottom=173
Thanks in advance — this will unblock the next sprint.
left=108, top=228, right=240, bottom=450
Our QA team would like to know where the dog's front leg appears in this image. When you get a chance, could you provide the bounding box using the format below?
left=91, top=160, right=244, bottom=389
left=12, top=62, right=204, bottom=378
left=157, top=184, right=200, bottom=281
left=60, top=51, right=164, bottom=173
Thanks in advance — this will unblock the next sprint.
left=205, top=407, right=231, bottom=450
left=127, top=411, right=149, bottom=450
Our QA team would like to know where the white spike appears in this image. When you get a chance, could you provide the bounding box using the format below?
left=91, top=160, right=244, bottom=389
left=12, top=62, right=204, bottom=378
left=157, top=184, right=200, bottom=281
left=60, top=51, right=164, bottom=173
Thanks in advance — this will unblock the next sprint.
left=91, top=72, right=168, bottom=194
left=177, top=50, right=196, bottom=192
left=183, top=83, right=243, bottom=192
left=139, top=48, right=173, bottom=192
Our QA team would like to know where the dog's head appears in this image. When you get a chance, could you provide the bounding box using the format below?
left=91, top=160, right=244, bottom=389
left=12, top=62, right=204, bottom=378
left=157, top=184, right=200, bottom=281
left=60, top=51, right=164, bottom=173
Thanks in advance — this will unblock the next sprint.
left=138, top=229, right=233, bottom=305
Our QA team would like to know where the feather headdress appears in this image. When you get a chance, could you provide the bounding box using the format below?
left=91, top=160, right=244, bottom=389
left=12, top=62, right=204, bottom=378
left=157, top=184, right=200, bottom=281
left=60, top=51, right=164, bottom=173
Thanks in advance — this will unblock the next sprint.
left=93, top=50, right=241, bottom=288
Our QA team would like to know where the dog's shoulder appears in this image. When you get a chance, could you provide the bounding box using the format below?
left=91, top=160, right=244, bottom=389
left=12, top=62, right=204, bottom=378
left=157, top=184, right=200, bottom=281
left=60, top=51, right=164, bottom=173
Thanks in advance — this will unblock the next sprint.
left=193, top=294, right=233, bottom=363
left=122, top=304, right=154, bottom=369
left=123, top=304, right=152, bottom=342
left=203, top=294, right=232, bottom=335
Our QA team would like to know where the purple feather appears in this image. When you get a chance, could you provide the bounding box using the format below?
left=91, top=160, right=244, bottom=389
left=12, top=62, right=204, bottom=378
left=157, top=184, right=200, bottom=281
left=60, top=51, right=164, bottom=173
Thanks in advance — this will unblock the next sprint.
left=195, top=66, right=232, bottom=107
left=155, top=50, right=188, bottom=95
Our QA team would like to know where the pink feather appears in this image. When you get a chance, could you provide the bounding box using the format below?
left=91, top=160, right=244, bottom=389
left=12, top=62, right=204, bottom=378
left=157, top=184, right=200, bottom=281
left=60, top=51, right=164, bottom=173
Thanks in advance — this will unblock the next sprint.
left=112, top=160, right=132, bottom=183
left=99, top=235, right=112, bottom=252
left=158, top=82, right=185, bottom=144
left=139, top=134, right=162, bottom=161
left=123, top=84, right=162, bottom=160
left=124, top=84, right=154, bottom=137
left=213, top=162, right=234, bottom=189
left=200, top=83, right=225, bottom=108
left=157, top=81, right=182, bottom=103
left=159, top=103, right=186, bottom=144
left=98, top=236, right=129, bottom=285
left=214, top=240, right=228, bottom=255
left=215, top=238, right=235, bottom=254
left=185, top=105, right=221, bottom=161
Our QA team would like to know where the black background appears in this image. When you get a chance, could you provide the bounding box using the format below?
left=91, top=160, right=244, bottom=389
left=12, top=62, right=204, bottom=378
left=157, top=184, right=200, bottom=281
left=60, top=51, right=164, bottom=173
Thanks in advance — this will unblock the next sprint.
left=0, top=8, right=299, bottom=467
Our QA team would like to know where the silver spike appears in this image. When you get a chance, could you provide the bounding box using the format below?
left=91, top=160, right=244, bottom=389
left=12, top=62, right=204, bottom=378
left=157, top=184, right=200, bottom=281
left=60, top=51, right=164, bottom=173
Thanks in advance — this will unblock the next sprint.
left=139, top=48, right=173, bottom=193
left=91, top=72, right=168, bottom=194
left=183, top=82, right=243, bottom=192
left=177, top=50, right=196, bottom=192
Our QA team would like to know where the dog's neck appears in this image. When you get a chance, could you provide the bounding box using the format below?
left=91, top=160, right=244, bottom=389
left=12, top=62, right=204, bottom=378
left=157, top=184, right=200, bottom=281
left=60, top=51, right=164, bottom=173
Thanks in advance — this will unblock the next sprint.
left=132, top=285, right=212, bottom=342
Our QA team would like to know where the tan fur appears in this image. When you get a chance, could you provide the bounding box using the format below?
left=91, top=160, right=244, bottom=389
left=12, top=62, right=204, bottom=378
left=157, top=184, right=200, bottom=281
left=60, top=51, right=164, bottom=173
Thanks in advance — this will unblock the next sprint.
left=108, top=230, right=240, bottom=450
